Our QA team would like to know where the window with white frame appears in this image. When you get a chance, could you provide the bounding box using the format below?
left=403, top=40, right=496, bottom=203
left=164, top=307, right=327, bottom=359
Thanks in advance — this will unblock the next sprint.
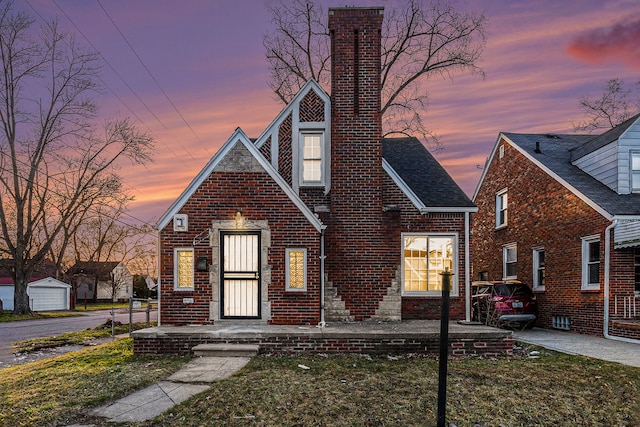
left=402, top=234, right=457, bottom=295
left=582, top=236, right=600, bottom=290
left=533, top=248, right=545, bottom=290
left=631, top=151, right=640, bottom=192
left=496, top=189, right=508, bottom=228
left=301, top=132, right=323, bottom=185
left=174, top=248, right=194, bottom=290
left=503, top=243, right=517, bottom=279
left=286, top=248, right=307, bottom=292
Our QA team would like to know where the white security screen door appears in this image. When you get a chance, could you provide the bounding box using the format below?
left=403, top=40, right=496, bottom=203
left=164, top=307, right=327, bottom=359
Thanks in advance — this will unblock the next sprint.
left=221, top=232, right=260, bottom=318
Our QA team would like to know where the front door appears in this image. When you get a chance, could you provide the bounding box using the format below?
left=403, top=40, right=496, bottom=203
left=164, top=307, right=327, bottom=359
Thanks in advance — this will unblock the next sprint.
left=220, top=231, right=261, bottom=318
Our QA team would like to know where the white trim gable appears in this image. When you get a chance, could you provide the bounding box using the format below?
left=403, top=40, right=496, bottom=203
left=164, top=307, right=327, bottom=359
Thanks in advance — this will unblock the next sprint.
left=156, top=128, right=325, bottom=232
left=474, top=134, right=612, bottom=220
left=254, top=79, right=331, bottom=195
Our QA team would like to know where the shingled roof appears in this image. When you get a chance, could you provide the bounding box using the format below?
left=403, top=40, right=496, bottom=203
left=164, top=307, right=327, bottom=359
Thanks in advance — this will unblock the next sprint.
left=502, top=132, right=640, bottom=217
left=382, top=137, right=476, bottom=210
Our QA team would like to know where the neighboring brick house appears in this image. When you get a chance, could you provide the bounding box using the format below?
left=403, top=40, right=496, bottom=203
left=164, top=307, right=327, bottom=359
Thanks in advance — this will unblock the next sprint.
left=472, top=114, right=640, bottom=341
left=156, top=7, right=476, bottom=326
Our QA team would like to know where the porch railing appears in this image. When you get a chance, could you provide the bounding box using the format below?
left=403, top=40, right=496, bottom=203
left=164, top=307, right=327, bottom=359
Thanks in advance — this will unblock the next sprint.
left=614, top=294, right=639, bottom=319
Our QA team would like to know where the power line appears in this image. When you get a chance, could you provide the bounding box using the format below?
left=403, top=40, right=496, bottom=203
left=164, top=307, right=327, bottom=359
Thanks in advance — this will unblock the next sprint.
left=43, top=0, right=197, bottom=164
left=96, top=0, right=210, bottom=157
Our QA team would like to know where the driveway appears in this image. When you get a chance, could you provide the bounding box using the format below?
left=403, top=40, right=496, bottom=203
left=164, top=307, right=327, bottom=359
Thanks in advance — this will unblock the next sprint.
left=513, top=328, right=640, bottom=368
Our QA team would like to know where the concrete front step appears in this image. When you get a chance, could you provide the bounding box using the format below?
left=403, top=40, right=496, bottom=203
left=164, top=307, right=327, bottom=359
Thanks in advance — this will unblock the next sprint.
left=192, top=343, right=259, bottom=357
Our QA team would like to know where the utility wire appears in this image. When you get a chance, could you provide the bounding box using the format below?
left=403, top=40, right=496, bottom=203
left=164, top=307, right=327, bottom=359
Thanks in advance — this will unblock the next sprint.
left=24, top=0, right=189, bottom=221
left=44, top=0, right=196, bottom=165
left=96, top=0, right=210, bottom=157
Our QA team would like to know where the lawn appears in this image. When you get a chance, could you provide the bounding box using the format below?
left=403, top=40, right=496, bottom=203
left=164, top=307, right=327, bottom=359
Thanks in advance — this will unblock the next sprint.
left=144, top=350, right=640, bottom=427
left=1, top=340, right=639, bottom=427
left=0, top=339, right=189, bottom=426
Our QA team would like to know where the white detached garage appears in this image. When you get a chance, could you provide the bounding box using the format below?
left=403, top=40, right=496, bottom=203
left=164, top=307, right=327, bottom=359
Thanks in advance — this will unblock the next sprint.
left=0, top=277, right=71, bottom=311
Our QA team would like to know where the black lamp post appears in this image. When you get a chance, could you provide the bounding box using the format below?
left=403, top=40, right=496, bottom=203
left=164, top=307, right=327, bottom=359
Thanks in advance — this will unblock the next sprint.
left=437, top=268, right=452, bottom=427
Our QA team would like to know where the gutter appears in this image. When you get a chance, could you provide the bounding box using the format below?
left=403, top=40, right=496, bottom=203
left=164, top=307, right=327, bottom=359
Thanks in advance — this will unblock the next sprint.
left=465, top=212, right=471, bottom=322
left=603, top=219, right=640, bottom=344
left=318, top=228, right=326, bottom=328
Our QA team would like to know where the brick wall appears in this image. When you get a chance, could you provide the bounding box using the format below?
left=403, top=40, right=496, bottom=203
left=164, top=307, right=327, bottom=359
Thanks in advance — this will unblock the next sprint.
left=325, top=8, right=397, bottom=320
left=473, top=138, right=639, bottom=338
left=133, top=330, right=513, bottom=357
left=159, top=153, right=321, bottom=325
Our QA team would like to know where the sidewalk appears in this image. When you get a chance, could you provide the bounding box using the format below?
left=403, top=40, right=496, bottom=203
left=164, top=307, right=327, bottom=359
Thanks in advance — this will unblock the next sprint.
left=513, top=328, right=640, bottom=368
left=85, top=356, right=251, bottom=423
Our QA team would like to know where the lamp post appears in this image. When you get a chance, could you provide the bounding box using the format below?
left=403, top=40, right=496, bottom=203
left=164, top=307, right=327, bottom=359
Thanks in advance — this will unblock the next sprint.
left=437, top=268, right=452, bottom=427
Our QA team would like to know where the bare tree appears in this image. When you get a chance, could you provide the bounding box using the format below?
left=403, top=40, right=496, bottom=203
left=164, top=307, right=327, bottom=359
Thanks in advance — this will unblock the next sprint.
left=0, top=3, right=154, bottom=314
left=102, top=262, right=133, bottom=303
left=572, top=78, right=640, bottom=132
left=264, top=0, right=486, bottom=149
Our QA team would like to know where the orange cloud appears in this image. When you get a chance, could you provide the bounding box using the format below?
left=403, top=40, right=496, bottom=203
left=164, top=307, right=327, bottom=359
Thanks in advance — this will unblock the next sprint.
left=566, top=16, right=640, bottom=70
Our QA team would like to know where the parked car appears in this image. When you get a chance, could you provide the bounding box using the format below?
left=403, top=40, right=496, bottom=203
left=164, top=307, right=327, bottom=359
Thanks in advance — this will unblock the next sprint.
left=472, top=281, right=538, bottom=329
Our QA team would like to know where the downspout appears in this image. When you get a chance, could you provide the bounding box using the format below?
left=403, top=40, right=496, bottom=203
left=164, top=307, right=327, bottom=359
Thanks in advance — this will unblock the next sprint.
left=156, top=228, right=161, bottom=326
left=318, top=228, right=326, bottom=328
left=603, top=219, right=640, bottom=344
left=465, top=212, right=471, bottom=322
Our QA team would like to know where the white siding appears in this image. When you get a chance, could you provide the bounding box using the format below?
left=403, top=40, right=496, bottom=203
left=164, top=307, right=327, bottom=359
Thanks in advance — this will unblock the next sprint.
left=0, top=285, right=14, bottom=310
left=573, top=142, right=618, bottom=191
left=618, top=121, right=640, bottom=194
left=0, top=278, right=71, bottom=311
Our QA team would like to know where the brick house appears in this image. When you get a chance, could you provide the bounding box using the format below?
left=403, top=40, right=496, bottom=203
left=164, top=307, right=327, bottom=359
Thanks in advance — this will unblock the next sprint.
left=472, top=114, right=640, bottom=341
left=155, top=7, right=476, bottom=327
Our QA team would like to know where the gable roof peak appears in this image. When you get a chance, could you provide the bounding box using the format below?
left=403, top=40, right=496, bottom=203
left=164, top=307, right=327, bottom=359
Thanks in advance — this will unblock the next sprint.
left=570, top=112, right=640, bottom=161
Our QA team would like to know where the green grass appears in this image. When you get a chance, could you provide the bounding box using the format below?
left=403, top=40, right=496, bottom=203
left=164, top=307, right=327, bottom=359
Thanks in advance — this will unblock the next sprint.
left=145, top=350, right=640, bottom=427
left=0, top=339, right=190, bottom=426
left=1, top=341, right=639, bottom=426
left=0, top=310, right=80, bottom=322
left=73, top=302, right=131, bottom=311
left=12, top=322, right=155, bottom=353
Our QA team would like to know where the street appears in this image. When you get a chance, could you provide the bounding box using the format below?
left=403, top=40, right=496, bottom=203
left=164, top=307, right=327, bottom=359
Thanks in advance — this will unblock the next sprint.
left=0, top=308, right=157, bottom=368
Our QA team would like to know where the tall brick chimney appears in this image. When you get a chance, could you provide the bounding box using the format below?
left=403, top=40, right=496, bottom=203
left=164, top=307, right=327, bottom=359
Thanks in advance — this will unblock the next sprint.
left=326, top=7, right=392, bottom=320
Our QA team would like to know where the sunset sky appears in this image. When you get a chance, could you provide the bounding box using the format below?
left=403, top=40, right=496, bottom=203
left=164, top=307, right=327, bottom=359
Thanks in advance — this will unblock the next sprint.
left=20, top=0, right=640, bottom=228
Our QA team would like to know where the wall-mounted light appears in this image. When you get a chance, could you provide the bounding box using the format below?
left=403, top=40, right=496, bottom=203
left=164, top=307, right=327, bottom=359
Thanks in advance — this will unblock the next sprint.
left=235, top=209, right=244, bottom=229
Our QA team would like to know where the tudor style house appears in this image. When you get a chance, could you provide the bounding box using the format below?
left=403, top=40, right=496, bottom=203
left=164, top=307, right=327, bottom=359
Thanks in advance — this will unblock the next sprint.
left=156, top=7, right=476, bottom=326
left=473, top=113, right=640, bottom=341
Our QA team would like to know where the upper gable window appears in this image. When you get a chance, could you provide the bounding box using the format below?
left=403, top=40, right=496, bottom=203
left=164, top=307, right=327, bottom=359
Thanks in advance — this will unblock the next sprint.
left=631, top=151, right=640, bottom=192
left=495, top=189, right=508, bottom=228
left=300, top=132, right=324, bottom=185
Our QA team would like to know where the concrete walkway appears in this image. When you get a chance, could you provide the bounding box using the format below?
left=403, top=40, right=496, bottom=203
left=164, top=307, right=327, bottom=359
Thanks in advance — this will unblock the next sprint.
left=85, top=356, right=252, bottom=423
left=513, top=328, right=640, bottom=368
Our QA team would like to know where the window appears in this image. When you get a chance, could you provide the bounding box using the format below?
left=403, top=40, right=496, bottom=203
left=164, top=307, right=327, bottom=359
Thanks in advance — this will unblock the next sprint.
left=174, top=248, right=194, bottom=290
left=503, top=243, right=517, bottom=279
left=631, top=151, right=640, bottom=192
left=496, top=189, right=508, bottom=228
left=582, top=236, right=600, bottom=290
left=533, top=248, right=545, bottom=290
left=286, top=248, right=307, bottom=292
left=301, top=133, right=323, bottom=185
left=402, top=234, right=457, bottom=295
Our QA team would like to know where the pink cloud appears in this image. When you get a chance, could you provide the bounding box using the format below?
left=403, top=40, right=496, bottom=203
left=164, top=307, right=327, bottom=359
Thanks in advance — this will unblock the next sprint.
left=566, top=16, right=640, bottom=70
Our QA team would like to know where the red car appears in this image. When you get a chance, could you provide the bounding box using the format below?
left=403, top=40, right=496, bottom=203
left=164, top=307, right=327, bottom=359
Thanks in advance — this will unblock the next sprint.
left=472, top=281, right=538, bottom=329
